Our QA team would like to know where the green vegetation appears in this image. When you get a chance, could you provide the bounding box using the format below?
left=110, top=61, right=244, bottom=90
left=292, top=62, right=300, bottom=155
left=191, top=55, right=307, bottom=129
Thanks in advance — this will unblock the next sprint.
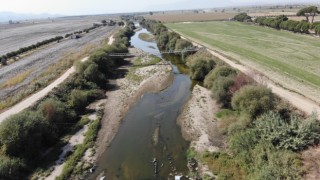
left=138, top=33, right=155, bottom=42
left=144, top=19, right=319, bottom=179
left=297, top=6, right=320, bottom=23
left=0, top=69, right=33, bottom=89
left=233, top=13, right=252, bottom=22
left=167, top=22, right=320, bottom=89
left=0, top=36, right=63, bottom=62
left=255, top=15, right=310, bottom=33
left=57, top=116, right=101, bottom=180
left=0, top=21, right=136, bottom=179
left=232, top=85, right=275, bottom=117
left=140, top=19, right=193, bottom=51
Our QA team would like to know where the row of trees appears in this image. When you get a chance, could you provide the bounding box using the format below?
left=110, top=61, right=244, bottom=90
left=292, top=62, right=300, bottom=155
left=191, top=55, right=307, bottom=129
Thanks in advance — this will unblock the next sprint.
left=0, top=36, right=63, bottom=65
left=187, top=49, right=320, bottom=179
left=255, top=15, right=313, bottom=34
left=0, top=21, right=136, bottom=179
left=137, top=19, right=320, bottom=179
left=140, top=19, right=193, bottom=51
left=233, top=6, right=320, bottom=35
left=1, top=20, right=127, bottom=65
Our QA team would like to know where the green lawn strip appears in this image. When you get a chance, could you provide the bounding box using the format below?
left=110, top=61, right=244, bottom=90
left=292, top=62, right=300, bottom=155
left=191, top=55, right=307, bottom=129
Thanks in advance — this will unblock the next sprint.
left=166, top=22, right=320, bottom=87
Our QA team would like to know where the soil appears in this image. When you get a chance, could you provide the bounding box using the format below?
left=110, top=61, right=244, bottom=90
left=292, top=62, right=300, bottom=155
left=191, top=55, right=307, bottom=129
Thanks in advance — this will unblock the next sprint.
left=177, top=85, right=220, bottom=178
left=0, top=25, right=119, bottom=101
left=94, top=48, right=174, bottom=159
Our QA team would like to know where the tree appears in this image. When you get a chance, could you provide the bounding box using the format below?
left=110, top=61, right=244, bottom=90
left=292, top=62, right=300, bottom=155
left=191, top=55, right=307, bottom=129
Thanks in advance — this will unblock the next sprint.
left=189, top=59, right=215, bottom=81
left=211, top=76, right=235, bottom=106
left=0, top=111, right=57, bottom=160
left=233, top=13, right=252, bottom=22
left=231, top=85, right=275, bottom=117
left=149, top=12, right=153, bottom=16
left=70, top=89, right=88, bottom=111
left=204, top=66, right=237, bottom=89
left=1, top=56, right=7, bottom=65
left=297, top=6, right=319, bottom=23
left=174, top=39, right=193, bottom=51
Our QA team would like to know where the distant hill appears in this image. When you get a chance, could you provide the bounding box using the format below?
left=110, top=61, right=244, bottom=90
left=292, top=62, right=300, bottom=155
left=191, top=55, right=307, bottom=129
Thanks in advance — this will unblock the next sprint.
left=0, top=11, right=62, bottom=23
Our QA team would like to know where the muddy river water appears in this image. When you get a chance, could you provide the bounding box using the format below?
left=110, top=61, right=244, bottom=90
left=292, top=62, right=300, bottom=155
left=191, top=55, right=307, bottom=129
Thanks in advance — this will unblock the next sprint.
left=90, top=25, right=192, bottom=179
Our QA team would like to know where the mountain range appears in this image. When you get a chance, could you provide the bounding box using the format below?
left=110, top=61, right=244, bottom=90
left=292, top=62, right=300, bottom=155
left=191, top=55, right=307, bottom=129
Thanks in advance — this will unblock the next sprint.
left=0, top=11, right=62, bottom=22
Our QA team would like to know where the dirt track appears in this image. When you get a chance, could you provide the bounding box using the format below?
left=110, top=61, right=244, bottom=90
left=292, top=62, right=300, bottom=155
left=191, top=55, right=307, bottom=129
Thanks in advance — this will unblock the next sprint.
left=179, top=35, right=320, bottom=119
left=0, top=16, right=117, bottom=55
left=0, top=25, right=118, bottom=100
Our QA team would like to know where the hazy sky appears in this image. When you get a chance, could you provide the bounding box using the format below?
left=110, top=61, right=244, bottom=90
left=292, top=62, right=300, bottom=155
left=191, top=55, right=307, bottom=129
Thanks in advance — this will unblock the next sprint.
left=0, top=0, right=319, bottom=15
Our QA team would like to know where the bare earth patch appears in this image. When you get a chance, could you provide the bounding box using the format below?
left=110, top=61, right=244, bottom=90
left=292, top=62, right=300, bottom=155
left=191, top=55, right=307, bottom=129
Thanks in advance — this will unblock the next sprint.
left=95, top=48, right=173, bottom=160
left=177, top=85, right=221, bottom=178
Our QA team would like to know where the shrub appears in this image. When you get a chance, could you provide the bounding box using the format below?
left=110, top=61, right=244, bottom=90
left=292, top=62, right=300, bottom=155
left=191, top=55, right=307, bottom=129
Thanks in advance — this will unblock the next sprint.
left=39, top=98, right=67, bottom=124
left=175, top=39, right=193, bottom=50
left=1, top=57, right=7, bottom=65
left=0, top=155, right=26, bottom=179
left=83, top=62, right=106, bottom=87
left=189, top=59, right=215, bottom=81
left=70, top=89, right=88, bottom=111
left=204, top=66, right=237, bottom=89
left=231, top=85, right=274, bottom=117
left=229, top=73, right=254, bottom=94
left=0, top=111, right=57, bottom=160
left=233, top=13, right=252, bottom=22
left=211, top=76, right=234, bottom=106
left=254, top=112, right=320, bottom=151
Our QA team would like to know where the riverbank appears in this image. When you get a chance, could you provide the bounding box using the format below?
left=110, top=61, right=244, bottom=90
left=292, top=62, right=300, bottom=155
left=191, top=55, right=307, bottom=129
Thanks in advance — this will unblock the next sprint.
left=94, top=48, right=173, bottom=165
left=177, top=85, right=222, bottom=178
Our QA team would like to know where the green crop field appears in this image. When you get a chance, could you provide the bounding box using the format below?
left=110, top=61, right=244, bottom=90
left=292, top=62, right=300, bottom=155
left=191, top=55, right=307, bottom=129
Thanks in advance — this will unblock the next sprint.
left=166, top=22, right=320, bottom=90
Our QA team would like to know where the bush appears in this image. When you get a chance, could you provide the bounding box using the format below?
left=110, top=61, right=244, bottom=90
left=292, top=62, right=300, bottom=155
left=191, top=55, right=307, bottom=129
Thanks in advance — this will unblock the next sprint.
left=204, top=66, right=237, bottom=89
left=211, top=76, right=234, bottom=106
left=233, top=13, right=252, bottom=22
left=189, top=59, right=215, bottom=81
left=70, top=89, right=88, bottom=111
left=39, top=98, right=67, bottom=124
left=89, top=49, right=115, bottom=77
left=175, top=39, right=193, bottom=50
left=0, top=155, right=26, bottom=179
left=0, top=111, right=57, bottom=160
left=229, top=73, right=254, bottom=95
left=83, top=62, right=106, bottom=87
left=254, top=112, right=320, bottom=151
left=231, top=85, right=274, bottom=117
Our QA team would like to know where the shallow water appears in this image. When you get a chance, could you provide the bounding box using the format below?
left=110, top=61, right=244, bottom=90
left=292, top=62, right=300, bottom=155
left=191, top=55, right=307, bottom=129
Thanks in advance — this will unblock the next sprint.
left=89, top=25, right=192, bottom=179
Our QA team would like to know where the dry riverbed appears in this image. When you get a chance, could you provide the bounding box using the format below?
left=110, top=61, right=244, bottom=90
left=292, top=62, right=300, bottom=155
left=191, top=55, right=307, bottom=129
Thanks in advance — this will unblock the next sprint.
left=178, top=85, right=222, bottom=178
left=93, top=48, right=173, bottom=177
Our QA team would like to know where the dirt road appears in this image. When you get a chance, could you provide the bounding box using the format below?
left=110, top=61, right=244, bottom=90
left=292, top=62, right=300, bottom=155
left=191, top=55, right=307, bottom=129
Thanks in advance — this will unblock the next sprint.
left=0, top=31, right=116, bottom=123
left=0, top=26, right=118, bottom=100
left=0, top=56, right=87, bottom=122
left=180, top=35, right=320, bottom=119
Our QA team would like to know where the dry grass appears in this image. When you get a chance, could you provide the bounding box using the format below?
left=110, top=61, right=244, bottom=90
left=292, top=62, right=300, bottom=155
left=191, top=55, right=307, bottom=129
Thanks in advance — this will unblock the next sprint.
left=145, top=12, right=236, bottom=23
left=0, top=44, right=95, bottom=111
left=289, top=16, right=320, bottom=22
left=0, top=69, right=33, bottom=89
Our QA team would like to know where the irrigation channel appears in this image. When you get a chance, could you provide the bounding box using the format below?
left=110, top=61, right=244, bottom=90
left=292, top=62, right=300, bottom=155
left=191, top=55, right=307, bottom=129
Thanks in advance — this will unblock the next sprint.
left=90, top=25, right=194, bottom=179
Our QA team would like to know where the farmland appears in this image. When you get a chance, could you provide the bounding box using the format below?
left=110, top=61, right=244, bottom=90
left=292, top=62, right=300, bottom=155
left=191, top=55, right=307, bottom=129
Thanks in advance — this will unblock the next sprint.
left=0, top=16, right=115, bottom=55
left=0, top=16, right=119, bottom=103
left=167, top=21, right=320, bottom=103
left=145, top=12, right=236, bottom=23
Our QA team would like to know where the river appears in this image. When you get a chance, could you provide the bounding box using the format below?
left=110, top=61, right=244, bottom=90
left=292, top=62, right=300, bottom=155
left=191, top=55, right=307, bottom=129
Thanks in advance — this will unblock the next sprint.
left=89, top=24, right=192, bottom=179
